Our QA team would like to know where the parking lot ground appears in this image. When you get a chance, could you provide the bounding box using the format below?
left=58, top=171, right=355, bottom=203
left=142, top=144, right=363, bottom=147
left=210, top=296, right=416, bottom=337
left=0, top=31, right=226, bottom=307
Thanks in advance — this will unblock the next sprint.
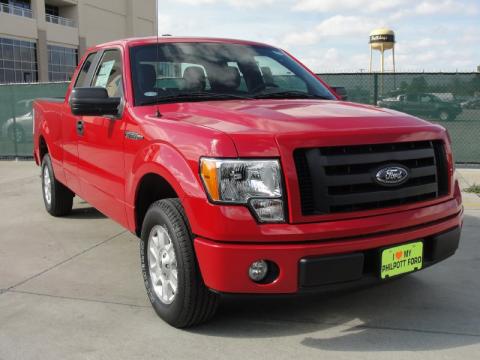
left=0, top=161, right=479, bottom=360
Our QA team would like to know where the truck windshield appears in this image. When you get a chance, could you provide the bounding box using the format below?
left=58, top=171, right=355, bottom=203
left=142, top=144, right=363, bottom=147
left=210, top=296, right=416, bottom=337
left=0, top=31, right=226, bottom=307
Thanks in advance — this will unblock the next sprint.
left=129, top=42, right=336, bottom=106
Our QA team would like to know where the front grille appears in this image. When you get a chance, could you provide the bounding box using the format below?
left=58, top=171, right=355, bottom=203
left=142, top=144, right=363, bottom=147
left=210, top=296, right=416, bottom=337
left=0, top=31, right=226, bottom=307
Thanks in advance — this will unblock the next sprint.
left=294, top=140, right=449, bottom=215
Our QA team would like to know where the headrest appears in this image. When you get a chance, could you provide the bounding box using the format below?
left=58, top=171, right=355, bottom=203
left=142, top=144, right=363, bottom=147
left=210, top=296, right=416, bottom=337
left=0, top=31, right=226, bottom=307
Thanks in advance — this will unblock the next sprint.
left=183, top=66, right=206, bottom=91
left=261, top=66, right=275, bottom=85
left=139, top=64, right=156, bottom=92
left=212, top=66, right=241, bottom=91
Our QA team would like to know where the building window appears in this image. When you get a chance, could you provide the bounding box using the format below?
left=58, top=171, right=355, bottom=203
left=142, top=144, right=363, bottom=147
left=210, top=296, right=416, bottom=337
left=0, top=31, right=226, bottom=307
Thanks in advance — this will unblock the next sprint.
left=0, top=37, right=37, bottom=84
left=44, top=4, right=75, bottom=27
left=45, top=4, right=59, bottom=16
left=48, top=45, right=78, bottom=82
left=1, top=0, right=31, bottom=9
left=0, top=0, right=32, bottom=17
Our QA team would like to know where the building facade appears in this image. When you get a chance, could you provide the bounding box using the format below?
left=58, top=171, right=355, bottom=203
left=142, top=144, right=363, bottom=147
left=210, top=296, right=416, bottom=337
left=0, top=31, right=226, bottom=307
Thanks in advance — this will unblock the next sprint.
left=0, top=0, right=156, bottom=83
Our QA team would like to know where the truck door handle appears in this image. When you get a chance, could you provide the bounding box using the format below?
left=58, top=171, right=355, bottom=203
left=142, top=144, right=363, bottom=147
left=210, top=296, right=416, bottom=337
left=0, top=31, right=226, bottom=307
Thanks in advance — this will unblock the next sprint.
left=76, top=120, right=84, bottom=136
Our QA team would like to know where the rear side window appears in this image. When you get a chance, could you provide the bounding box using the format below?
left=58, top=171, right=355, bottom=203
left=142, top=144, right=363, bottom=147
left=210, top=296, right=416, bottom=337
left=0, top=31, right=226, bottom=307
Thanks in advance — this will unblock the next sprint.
left=74, top=52, right=96, bottom=88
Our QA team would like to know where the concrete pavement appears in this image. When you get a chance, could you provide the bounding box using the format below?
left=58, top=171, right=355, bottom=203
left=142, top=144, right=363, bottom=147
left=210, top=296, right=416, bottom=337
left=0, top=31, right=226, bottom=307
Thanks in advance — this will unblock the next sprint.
left=0, top=161, right=479, bottom=360
left=457, top=168, right=480, bottom=211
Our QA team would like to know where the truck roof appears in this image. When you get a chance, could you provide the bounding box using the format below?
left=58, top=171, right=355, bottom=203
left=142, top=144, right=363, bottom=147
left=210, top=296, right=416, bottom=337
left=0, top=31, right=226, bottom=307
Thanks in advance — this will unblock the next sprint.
left=92, top=36, right=274, bottom=51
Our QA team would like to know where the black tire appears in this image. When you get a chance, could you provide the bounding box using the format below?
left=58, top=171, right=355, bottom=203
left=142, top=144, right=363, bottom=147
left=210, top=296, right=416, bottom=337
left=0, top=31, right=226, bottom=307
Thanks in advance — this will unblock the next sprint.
left=41, top=154, right=74, bottom=217
left=7, top=125, right=25, bottom=143
left=140, top=198, right=219, bottom=328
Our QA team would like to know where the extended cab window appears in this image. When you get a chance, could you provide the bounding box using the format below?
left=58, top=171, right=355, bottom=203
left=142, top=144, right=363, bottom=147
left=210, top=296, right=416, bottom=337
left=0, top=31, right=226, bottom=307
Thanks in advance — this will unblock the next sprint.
left=129, top=42, right=335, bottom=106
left=92, top=50, right=123, bottom=98
left=74, top=52, right=96, bottom=88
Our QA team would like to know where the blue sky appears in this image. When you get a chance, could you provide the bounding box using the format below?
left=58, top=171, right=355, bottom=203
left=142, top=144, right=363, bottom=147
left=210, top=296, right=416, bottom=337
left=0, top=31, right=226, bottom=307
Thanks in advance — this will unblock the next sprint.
left=157, top=0, right=480, bottom=72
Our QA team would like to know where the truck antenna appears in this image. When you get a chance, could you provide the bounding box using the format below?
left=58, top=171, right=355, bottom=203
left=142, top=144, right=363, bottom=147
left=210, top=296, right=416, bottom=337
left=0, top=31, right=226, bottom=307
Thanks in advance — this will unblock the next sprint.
left=155, top=0, right=162, bottom=118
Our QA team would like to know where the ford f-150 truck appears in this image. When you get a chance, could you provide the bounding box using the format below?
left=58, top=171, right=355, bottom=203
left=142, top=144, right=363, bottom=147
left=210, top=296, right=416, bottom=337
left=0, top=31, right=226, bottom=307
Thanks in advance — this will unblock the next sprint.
left=33, top=37, right=463, bottom=328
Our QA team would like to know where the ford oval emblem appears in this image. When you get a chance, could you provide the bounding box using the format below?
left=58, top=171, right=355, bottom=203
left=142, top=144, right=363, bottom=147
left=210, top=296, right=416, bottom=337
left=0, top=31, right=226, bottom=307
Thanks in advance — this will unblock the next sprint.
left=374, top=165, right=409, bottom=186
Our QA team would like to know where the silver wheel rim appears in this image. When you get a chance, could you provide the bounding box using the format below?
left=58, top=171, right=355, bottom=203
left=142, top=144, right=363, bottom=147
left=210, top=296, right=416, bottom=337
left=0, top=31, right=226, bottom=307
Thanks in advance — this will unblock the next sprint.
left=440, top=112, right=448, bottom=121
left=43, top=166, right=52, bottom=205
left=148, top=225, right=178, bottom=304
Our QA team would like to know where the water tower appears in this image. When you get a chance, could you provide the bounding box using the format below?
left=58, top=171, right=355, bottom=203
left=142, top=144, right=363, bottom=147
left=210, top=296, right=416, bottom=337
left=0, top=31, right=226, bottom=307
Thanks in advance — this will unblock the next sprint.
left=369, top=28, right=396, bottom=73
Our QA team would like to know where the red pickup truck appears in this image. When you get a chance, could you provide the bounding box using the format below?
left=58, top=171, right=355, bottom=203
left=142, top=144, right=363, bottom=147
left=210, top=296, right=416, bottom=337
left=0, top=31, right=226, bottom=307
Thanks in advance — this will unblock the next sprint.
left=33, top=37, right=463, bottom=328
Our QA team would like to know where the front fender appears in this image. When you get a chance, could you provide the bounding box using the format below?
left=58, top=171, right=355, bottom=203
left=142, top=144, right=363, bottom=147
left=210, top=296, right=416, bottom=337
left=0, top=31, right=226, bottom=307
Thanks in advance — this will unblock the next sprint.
left=125, top=140, right=235, bottom=234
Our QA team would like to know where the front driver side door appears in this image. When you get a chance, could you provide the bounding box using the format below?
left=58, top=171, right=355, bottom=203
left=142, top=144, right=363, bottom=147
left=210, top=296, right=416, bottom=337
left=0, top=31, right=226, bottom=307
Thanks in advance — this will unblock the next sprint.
left=76, top=48, right=128, bottom=227
left=403, top=94, right=420, bottom=115
left=62, top=51, right=99, bottom=195
left=418, top=94, right=437, bottom=117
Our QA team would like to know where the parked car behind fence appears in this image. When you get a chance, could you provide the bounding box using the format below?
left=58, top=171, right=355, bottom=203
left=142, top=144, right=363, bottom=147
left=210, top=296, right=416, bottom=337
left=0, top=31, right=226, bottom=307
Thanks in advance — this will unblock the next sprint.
left=378, top=93, right=462, bottom=121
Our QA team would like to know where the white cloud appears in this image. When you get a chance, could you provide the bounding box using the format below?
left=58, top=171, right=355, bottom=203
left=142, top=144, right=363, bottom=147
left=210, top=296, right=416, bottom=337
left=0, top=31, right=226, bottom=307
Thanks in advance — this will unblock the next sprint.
left=157, top=0, right=480, bottom=72
left=390, top=0, right=478, bottom=20
left=395, top=38, right=448, bottom=53
left=293, top=0, right=404, bottom=13
left=382, top=45, right=474, bottom=71
left=293, top=0, right=478, bottom=16
left=282, top=15, right=381, bottom=46
left=300, top=48, right=370, bottom=72
left=299, top=30, right=479, bottom=73
left=169, top=0, right=274, bottom=8
left=414, top=0, right=477, bottom=14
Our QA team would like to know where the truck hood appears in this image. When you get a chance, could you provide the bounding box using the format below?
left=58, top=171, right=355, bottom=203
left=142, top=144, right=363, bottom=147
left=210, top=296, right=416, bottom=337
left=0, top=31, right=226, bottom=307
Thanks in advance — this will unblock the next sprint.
left=158, top=99, right=446, bottom=156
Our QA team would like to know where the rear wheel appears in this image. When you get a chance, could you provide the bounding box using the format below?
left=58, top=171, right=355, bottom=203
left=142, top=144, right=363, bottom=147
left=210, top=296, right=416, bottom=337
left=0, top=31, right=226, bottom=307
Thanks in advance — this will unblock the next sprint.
left=41, top=154, right=74, bottom=216
left=140, top=198, right=219, bottom=328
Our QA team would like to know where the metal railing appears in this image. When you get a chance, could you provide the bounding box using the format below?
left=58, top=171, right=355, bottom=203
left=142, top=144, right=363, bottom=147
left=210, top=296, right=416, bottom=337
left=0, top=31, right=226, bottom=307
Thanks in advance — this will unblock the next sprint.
left=0, top=3, right=33, bottom=18
left=45, top=13, right=76, bottom=27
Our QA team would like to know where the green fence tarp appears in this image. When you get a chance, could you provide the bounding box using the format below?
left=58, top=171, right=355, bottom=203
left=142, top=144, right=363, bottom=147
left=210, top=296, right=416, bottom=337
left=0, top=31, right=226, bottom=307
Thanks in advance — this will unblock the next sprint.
left=320, top=72, right=480, bottom=164
left=0, top=82, right=69, bottom=158
left=1, top=73, right=479, bottom=164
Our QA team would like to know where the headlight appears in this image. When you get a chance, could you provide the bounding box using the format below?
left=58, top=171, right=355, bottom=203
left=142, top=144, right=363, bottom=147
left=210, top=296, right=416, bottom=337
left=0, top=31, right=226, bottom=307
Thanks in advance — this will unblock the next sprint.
left=200, top=158, right=285, bottom=223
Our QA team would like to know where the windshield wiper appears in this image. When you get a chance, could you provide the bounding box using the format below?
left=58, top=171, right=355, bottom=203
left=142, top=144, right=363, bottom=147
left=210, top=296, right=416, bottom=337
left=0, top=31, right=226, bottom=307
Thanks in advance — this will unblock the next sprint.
left=252, top=90, right=331, bottom=100
left=139, top=92, right=253, bottom=106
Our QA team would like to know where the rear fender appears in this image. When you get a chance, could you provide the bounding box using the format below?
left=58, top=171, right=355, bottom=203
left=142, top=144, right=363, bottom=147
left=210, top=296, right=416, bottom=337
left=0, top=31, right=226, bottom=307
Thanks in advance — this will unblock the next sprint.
left=33, top=101, right=67, bottom=183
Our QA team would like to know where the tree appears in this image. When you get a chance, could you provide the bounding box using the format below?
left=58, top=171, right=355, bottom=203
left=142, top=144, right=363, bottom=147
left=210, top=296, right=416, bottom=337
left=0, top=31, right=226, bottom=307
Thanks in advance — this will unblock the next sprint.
left=399, top=81, right=409, bottom=91
left=407, top=76, right=428, bottom=93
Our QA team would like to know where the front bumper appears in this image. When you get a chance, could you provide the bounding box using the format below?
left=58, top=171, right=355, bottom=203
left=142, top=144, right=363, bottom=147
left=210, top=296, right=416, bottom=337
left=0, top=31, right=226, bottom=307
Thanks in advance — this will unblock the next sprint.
left=194, top=206, right=462, bottom=294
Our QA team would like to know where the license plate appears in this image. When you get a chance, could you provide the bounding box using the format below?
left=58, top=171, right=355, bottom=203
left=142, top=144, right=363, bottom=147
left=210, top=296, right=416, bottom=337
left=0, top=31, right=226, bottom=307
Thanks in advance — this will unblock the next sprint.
left=380, top=242, right=423, bottom=279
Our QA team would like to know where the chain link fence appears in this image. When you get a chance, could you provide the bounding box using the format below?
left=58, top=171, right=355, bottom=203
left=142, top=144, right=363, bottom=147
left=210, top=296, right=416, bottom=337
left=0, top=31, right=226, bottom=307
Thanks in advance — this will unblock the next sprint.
left=1, top=74, right=479, bottom=164
left=0, top=82, right=69, bottom=159
left=320, top=72, right=480, bottom=165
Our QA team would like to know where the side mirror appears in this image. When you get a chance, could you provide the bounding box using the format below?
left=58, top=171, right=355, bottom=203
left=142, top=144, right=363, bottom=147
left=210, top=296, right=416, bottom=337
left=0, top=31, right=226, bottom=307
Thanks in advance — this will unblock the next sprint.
left=70, top=87, right=121, bottom=117
left=331, top=86, right=348, bottom=101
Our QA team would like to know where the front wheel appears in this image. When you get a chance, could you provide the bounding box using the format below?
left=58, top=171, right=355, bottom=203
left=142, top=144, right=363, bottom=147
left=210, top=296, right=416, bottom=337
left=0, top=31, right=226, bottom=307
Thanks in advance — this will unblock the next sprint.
left=140, top=199, right=219, bottom=328
left=438, top=110, right=452, bottom=121
left=41, top=154, right=74, bottom=216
